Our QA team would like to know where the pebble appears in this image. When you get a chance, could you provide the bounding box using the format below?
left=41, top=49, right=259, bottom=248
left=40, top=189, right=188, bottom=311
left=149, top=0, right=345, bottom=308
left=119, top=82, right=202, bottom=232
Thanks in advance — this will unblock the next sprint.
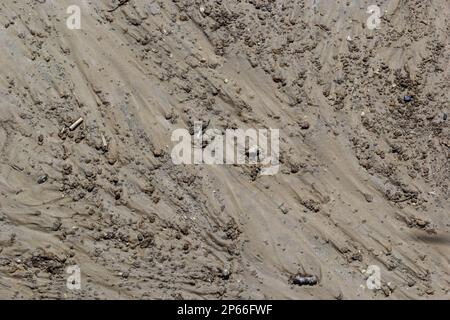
left=221, top=268, right=231, bottom=280
left=403, top=95, right=413, bottom=102
left=37, top=174, right=48, bottom=184
left=292, top=274, right=318, bottom=286
left=299, top=120, right=310, bottom=130
left=363, top=193, right=373, bottom=203
left=414, top=218, right=428, bottom=228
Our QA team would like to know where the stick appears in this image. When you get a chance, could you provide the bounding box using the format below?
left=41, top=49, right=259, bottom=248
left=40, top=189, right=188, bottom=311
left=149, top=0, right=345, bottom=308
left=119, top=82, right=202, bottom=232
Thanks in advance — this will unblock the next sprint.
left=69, top=117, right=84, bottom=131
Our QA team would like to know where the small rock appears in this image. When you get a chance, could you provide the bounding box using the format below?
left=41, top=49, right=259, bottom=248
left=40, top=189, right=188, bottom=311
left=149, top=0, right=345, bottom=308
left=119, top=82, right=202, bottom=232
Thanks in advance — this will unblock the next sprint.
left=164, top=112, right=173, bottom=120
left=403, top=95, right=413, bottom=103
left=414, top=218, right=428, bottom=228
left=363, top=193, right=373, bottom=203
left=299, top=120, right=310, bottom=130
left=291, top=274, right=318, bottom=286
left=220, top=268, right=231, bottom=280
left=152, top=148, right=164, bottom=157
left=37, top=174, right=48, bottom=184
left=107, top=153, right=118, bottom=165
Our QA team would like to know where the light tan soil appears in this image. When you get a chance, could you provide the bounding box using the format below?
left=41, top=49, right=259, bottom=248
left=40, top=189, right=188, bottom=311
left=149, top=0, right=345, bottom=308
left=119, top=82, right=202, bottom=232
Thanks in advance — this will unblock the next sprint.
left=0, top=0, right=448, bottom=299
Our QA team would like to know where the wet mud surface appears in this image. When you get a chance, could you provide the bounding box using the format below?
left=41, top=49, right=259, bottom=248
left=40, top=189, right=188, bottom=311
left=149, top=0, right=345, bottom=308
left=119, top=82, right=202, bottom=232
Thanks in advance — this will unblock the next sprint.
left=0, top=0, right=449, bottom=299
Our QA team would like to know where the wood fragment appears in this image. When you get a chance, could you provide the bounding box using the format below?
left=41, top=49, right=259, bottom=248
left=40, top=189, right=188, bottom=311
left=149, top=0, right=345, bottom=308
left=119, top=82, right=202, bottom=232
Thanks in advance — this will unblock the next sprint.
left=69, top=117, right=84, bottom=131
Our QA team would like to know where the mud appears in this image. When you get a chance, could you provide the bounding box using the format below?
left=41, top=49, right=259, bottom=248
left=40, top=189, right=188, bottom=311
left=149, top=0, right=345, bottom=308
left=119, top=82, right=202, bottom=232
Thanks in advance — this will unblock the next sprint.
left=0, top=0, right=448, bottom=299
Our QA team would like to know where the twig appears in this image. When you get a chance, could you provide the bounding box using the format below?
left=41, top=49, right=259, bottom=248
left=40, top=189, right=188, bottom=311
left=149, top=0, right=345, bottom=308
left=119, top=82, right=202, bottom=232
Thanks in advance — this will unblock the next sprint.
left=69, top=117, right=84, bottom=131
